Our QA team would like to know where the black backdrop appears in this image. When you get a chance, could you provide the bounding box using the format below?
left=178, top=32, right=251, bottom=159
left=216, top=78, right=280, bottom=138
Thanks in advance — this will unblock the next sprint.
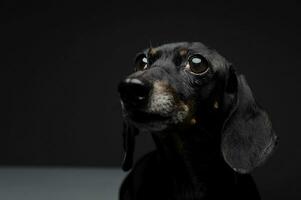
left=1, top=1, right=300, bottom=199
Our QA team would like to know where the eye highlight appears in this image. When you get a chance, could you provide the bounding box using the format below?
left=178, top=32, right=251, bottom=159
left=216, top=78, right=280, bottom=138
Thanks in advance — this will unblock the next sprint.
left=186, top=54, right=209, bottom=75
left=134, top=54, right=148, bottom=71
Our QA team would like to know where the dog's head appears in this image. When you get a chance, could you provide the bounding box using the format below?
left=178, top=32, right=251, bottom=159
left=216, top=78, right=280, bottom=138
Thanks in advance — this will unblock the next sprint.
left=118, top=42, right=278, bottom=173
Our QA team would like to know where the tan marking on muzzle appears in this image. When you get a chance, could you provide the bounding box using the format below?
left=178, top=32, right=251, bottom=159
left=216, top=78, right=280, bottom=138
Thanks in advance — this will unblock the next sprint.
left=153, top=81, right=172, bottom=93
left=148, top=81, right=176, bottom=116
left=151, top=81, right=191, bottom=124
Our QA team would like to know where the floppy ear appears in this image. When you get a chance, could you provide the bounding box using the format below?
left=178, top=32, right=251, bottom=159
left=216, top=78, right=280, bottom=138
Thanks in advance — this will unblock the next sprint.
left=221, top=67, right=278, bottom=174
left=121, top=120, right=138, bottom=171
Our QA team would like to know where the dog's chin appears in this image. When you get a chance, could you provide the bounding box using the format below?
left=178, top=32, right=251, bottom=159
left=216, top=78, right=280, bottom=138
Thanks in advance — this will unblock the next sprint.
left=134, top=120, right=170, bottom=132
left=123, top=108, right=190, bottom=132
left=125, top=110, right=171, bottom=131
left=129, top=110, right=169, bottom=122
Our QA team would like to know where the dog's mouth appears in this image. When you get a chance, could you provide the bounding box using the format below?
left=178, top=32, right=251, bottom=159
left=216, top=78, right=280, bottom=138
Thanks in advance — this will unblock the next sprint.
left=126, top=110, right=171, bottom=124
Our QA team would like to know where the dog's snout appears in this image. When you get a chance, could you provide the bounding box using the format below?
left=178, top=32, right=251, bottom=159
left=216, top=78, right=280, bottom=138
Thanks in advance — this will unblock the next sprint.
left=118, top=78, right=151, bottom=108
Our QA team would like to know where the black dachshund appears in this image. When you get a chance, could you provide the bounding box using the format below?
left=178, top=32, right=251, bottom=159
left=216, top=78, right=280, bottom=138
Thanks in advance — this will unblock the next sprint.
left=118, top=42, right=278, bottom=200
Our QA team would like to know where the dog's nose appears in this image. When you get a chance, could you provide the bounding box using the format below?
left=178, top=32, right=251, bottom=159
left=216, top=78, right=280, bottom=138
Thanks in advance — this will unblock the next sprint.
left=118, top=78, right=151, bottom=107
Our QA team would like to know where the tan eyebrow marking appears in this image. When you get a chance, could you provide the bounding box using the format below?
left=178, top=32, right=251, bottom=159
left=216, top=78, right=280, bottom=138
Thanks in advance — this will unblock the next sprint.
left=179, top=48, right=188, bottom=56
left=148, top=47, right=158, bottom=56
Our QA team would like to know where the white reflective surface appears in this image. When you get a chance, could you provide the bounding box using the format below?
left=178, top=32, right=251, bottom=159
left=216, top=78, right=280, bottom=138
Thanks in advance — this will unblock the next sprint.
left=0, top=167, right=127, bottom=200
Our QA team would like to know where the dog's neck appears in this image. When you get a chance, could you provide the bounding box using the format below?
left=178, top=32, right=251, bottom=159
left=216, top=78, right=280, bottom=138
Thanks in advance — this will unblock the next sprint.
left=151, top=124, right=230, bottom=183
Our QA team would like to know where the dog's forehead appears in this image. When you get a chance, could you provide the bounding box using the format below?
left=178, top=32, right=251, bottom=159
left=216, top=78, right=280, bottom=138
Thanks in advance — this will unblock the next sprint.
left=143, top=42, right=210, bottom=55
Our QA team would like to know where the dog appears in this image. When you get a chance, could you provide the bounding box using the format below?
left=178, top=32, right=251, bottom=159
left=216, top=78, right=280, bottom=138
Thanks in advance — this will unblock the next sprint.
left=117, top=42, right=278, bottom=200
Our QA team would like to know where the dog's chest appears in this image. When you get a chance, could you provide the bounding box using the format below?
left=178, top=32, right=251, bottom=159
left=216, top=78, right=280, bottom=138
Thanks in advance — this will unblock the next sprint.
left=169, top=179, right=207, bottom=200
left=140, top=173, right=207, bottom=200
left=146, top=160, right=211, bottom=200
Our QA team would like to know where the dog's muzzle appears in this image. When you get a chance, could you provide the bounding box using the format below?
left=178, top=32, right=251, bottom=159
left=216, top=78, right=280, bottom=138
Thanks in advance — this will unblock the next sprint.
left=118, top=77, right=190, bottom=130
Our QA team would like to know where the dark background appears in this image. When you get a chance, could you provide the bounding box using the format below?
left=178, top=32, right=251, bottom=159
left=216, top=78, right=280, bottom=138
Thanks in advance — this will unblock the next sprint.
left=1, top=1, right=300, bottom=199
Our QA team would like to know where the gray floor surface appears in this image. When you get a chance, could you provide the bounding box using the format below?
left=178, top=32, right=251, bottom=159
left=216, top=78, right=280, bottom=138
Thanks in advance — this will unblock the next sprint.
left=0, top=167, right=127, bottom=200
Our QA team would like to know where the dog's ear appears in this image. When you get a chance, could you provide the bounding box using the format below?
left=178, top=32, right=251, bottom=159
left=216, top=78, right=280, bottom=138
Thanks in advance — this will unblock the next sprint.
left=221, top=67, right=278, bottom=174
left=121, top=120, right=138, bottom=171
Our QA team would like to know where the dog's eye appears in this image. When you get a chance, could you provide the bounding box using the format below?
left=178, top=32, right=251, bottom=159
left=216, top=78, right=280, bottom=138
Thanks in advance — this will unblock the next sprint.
left=134, top=54, right=148, bottom=71
left=187, top=54, right=209, bottom=74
